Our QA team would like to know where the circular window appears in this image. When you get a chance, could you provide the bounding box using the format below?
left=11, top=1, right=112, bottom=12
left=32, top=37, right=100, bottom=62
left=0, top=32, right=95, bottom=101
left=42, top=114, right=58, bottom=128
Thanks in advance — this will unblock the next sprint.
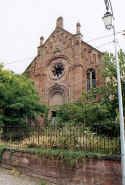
left=52, top=63, right=64, bottom=79
left=49, top=58, right=67, bottom=80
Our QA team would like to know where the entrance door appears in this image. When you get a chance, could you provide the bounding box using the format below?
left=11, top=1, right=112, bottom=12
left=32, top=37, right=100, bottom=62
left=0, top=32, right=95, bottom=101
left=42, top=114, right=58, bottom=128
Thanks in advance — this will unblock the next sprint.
left=49, top=94, right=64, bottom=106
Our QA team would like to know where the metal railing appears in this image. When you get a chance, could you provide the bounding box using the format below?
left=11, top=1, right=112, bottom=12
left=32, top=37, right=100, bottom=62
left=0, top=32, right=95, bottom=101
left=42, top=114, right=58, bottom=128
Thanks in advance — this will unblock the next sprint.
left=0, top=124, right=120, bottom=154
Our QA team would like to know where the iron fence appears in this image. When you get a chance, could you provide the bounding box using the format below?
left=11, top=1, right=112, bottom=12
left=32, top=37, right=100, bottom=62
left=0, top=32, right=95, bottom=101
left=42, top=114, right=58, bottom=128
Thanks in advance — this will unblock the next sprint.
left=0, top=124, right=120, bottom=154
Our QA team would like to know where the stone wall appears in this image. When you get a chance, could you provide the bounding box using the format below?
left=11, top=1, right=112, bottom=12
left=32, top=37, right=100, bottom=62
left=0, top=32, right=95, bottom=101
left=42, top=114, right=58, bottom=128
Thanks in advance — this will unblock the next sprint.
left=26, top=17, right=104, bottom=106
left=1, top=149, right=121, bottom=185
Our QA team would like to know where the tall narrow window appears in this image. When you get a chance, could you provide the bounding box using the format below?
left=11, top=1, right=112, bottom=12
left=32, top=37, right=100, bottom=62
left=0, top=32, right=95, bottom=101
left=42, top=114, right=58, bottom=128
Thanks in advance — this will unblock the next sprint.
left=87, top=69, right=96, bottom=91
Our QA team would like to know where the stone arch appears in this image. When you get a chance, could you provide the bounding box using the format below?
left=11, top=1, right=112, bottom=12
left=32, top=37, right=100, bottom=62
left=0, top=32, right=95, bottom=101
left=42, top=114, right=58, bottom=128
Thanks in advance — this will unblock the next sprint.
left=47, top=55, right=72, bottom=66
left=48, top=84, right=66, bottom=106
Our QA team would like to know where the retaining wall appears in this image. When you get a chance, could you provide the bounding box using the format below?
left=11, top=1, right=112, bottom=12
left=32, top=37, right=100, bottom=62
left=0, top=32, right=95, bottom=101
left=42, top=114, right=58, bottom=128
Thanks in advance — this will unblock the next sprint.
left=0, top=149, right=121, bottom=185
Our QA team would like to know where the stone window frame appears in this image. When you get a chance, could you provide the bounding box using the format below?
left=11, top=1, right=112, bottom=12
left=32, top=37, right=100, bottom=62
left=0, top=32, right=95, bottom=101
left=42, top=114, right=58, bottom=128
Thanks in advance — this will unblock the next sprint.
left=87, top=68, right=96, bottom=91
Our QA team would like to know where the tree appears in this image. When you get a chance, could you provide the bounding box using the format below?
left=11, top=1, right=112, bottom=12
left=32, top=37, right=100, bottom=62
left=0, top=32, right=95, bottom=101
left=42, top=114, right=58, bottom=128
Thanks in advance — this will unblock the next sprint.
left=0, top=65, right=48, bottom=140
left=97, top=49, right=125, bottom=119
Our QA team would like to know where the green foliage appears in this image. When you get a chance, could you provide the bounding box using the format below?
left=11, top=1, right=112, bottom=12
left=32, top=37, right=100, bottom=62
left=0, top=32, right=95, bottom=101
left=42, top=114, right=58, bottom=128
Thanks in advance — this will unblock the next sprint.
left=40, top=180, right=49, bottom=185
left=25, top=124, right=119, bottom=153
left=16, top=147, right=120, bottom=166
left=0, top=145, right=120, bottom=171
left=23, top=148, right=86, bottom=167
left=53, top=96, right=112, bottom=127
left=89, top=120, right=120, bottom=137
left=54, top=103, right=83, bottom=123
left=97, top=50, right=125, bottom=118
left=0, top=65, right=48, bottom=140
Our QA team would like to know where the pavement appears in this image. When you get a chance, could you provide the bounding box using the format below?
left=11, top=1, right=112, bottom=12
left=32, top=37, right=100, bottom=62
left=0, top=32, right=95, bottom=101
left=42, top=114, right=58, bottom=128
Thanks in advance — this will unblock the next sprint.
left=0, top=167, right=43, bottom=185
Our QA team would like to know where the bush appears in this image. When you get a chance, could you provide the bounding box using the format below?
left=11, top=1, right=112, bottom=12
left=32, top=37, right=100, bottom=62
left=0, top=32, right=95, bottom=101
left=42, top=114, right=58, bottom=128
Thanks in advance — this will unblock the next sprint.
left=88, top=120, right=120, bottom=137
left=1, top=124, right=32, bottom=141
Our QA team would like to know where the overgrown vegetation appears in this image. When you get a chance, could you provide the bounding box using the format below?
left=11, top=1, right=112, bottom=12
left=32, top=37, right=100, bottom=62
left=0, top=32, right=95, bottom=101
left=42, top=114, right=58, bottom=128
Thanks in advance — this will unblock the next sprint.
left=0, top=146, right=120, bottom=167
left=0, top=50, right=125, bottom=154
left=0, top=65, right=48, bottom=140
left=0, top=124, right=119, bottom=154
left=50, top=50, right=125, bottom=138
left=52, top=98, right=120, bottom=138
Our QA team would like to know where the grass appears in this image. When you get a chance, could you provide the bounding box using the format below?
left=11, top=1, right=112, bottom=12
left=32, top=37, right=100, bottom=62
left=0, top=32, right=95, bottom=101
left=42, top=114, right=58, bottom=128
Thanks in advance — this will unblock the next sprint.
left=0, top=146, right=120, bottom=168
left=40, top=179, right=49, bottom=185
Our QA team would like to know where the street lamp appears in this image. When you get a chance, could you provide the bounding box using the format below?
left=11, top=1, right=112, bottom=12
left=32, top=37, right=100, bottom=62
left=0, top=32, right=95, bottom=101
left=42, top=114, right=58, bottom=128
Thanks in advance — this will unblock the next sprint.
left=102, top=1, right=125, bottom=185
left=102, top=12, right=113, bottom=30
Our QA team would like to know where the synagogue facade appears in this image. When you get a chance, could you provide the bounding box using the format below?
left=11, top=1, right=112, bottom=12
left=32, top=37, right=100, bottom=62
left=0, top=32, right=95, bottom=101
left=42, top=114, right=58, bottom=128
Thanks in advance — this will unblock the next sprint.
left=26, top=17, right=104, bottom=106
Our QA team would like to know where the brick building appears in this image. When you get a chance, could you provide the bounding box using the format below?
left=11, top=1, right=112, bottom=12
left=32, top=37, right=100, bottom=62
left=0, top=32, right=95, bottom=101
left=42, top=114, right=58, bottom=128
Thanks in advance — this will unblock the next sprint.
left=26, top=17, right=104, bottom=106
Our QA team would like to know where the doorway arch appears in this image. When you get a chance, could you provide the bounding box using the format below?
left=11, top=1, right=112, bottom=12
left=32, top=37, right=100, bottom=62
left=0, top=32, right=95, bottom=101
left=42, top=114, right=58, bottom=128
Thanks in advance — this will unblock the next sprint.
left=48, top=84, right=65, bottom=106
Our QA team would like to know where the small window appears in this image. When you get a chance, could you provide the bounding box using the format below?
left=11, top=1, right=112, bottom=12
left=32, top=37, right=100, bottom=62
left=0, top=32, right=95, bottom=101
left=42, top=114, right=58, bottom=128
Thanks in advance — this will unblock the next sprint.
left=93, top=54, right=96, bottom=64
left=51, top=111, right=56, bottom=117
left=87, top=69, right=96, bottom=91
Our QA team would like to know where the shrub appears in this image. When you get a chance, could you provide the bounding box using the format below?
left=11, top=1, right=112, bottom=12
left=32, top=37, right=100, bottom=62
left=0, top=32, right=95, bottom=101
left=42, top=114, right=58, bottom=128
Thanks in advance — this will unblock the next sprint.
left=88, top=120, right=120, bottom=137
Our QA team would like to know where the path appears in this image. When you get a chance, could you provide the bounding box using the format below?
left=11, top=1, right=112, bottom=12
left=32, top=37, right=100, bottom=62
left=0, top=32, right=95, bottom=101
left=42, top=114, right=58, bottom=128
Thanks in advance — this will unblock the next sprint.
left=0, top=167, right=42, bottom=185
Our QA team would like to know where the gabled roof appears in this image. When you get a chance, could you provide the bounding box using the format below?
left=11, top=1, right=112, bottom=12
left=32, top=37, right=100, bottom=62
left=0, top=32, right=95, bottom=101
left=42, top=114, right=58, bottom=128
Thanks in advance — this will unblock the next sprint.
left=43, top=27, right=73, bottom=47
left=43, top=26, right=103, bottom=55
left=25, top=18, right=104, bottom=72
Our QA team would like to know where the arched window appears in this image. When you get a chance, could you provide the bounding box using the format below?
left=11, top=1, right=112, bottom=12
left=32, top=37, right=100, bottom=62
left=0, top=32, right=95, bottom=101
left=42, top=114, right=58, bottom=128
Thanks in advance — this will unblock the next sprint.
left=87, top=69, right=96, bottom=91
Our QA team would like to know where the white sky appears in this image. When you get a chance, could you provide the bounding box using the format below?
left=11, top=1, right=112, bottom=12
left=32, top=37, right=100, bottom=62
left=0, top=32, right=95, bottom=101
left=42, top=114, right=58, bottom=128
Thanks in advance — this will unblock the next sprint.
left=0, top=0, right=125, bottom=74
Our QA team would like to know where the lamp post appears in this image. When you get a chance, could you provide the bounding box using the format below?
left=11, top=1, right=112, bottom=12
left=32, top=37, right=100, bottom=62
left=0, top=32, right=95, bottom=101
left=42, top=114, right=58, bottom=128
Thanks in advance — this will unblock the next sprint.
left=102, top=1, right=125, bottom=184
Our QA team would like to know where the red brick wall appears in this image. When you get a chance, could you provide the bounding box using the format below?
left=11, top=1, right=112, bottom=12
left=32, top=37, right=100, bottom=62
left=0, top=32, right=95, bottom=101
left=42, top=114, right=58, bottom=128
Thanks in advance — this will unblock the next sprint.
left=1, top=150, right=121, bottom=185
